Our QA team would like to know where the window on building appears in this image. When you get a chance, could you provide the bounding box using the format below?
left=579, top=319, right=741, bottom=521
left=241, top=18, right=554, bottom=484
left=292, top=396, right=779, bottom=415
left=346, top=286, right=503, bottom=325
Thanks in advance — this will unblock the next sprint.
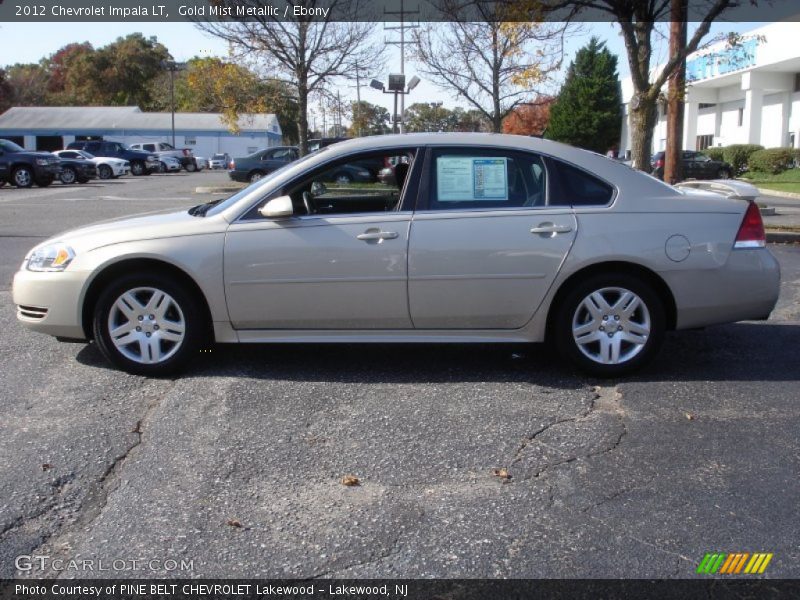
left=789, top=133, right=796, bottom=148
left=795, top=73, right=800, bottom=92
left=698, top=103, right=716, bottom=109
left=696, top=135, right=714, bottom=150
left=184, top=136, right=197, bottom=145
left=738, top=107, right=744, bottom=127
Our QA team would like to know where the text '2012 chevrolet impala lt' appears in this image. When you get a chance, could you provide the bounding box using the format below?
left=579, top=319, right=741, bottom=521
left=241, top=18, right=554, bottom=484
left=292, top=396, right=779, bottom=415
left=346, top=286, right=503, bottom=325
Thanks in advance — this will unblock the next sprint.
left=13, top=134, right=780, bottom=377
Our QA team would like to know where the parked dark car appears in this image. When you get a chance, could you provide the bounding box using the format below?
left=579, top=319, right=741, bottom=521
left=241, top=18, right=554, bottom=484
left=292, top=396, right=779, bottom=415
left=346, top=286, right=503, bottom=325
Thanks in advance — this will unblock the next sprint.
left=320, top=163, right=373, bottom=184
left=229, top=146, right=299, bottom=183
left=52, top=153, right=97, bottom=184
left=0, top=139, right=61, bottom=188
left=651, top=150, right=733, bottom=180
left=307, top=137, right=350, bottom=152
left=66, top=140, right=159, bottom=176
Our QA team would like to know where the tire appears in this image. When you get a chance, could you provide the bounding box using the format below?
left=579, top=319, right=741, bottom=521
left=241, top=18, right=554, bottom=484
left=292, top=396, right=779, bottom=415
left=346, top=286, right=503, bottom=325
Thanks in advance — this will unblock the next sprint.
left=249, top=171, right=265, bottom=183
left=92, top=273, right=206, bottom=376
left=98, top=164, right=113, bottom=180
left=184, top=161, right=197, bottom=173
left=717, top=168, right=730, bottom=179
left=159, top=161, right=168, bottom=173
left=12, top=166, right=34, bottom=188
left=130, top=161, right=145, bottom=176
left=553, top=273, right=665, bottom=377
left=60, top=166, right=77, bottom=184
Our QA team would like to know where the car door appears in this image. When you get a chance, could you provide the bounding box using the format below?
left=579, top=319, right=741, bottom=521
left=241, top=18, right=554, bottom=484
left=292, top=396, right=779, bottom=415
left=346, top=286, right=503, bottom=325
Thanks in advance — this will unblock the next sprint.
left=223, top=148, right=420, bottom=330
left=407, top=147, right=577, bottom=329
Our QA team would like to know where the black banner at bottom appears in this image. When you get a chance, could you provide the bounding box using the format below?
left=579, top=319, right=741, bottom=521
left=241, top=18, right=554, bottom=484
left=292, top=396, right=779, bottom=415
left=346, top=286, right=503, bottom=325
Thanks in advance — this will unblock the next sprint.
left=2, top=580, right=800, bottom=600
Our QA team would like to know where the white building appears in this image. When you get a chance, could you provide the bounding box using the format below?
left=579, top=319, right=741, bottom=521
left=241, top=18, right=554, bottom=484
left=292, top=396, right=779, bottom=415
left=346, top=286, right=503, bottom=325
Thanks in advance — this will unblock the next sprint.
left=0, top=106, right=282, bottom=157
left=619, top=21, right=800, bottom=157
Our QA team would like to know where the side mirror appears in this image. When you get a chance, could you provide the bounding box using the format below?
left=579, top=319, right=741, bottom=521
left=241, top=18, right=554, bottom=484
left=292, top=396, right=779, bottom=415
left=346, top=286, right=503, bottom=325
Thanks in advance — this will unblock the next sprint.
left=259, top=195, right=294, bottom=218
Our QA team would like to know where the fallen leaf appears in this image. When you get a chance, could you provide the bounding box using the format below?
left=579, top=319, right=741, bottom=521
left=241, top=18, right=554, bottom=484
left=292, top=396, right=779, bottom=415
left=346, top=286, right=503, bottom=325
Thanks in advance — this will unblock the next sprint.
left=685, top=413, right=695, bottom=421
left=226, top=519, right=243, bottom=528
left=493, top=468, right=511, bottom=482
left=341, top=475, right=360, bottom=487
left=41, top=463, right=51, bottom=471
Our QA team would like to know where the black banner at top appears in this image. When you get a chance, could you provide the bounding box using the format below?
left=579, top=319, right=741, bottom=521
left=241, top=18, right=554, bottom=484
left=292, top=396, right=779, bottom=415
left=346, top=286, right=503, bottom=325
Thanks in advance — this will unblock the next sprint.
left=0, top=0, right=798, bottom=23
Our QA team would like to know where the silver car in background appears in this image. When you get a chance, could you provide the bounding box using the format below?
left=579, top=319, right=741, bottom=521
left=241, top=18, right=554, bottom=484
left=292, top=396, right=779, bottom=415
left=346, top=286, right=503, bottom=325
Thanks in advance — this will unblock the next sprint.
left=12, top=134, right=780, bottom=376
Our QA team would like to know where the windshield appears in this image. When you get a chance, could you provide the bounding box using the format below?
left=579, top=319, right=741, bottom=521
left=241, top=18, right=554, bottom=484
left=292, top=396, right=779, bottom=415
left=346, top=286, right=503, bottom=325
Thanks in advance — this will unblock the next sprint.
left=0, top=139, right=25, bottom=152
left=213, top=154, right=225, bottom=160
left=203, top=148, right=328, bottom=218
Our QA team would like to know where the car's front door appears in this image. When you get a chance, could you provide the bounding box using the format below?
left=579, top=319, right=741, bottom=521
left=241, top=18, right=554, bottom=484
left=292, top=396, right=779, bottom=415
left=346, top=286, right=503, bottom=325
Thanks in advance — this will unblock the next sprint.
left=407, top=147, right=578, bottom=329
left=223, top=148, right=419, bottom=330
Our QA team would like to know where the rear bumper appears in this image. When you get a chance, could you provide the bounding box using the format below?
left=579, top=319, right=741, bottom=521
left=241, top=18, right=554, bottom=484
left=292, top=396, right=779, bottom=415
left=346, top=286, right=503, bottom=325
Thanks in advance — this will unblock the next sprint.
left=664, top=247, right=781, bottom=330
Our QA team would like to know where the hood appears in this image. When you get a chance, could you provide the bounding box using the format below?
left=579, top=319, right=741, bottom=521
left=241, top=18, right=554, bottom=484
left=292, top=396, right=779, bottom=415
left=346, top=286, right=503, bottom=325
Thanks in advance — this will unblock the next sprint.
left=35, top=208, right=228, bottom=254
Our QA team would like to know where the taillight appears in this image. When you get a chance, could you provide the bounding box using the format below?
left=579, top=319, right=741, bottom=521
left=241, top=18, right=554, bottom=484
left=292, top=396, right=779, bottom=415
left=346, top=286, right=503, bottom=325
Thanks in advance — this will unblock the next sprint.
left=734, top=202, right=766, bottom=249
left=229, top=160, right=235, bottom=169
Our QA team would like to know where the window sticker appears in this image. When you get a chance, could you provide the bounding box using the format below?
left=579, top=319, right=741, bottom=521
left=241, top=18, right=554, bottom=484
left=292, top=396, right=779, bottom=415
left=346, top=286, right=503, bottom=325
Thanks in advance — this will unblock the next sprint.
left=437, top=156, right=508, bottom=202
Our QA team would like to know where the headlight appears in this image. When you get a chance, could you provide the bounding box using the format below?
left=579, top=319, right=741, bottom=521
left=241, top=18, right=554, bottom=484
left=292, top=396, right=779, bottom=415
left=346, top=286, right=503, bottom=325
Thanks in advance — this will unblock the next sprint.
left=27, top=244, right=75, bottom=272
left=36, top=158, right=49, bottom=166
left=148, top=155, right=158, bottom=162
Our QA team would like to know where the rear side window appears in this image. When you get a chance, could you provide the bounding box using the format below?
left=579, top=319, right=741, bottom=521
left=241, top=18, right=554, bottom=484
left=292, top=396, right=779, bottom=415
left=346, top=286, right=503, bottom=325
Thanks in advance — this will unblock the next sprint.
left=549, top=159, right=614, bottom=207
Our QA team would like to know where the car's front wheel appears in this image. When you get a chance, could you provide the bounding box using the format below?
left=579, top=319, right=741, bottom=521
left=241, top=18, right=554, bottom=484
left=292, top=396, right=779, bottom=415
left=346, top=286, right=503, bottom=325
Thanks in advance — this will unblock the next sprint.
left=184, top=161, right=197, bottom=172
left=97, top=164, right=113, bottom=179
left=12, top=166, right=34, bottom=188
left=130, top=161, right=146, bottom=176
left=554, top=274, right=665, bottom=377
left=93, top=274, right=205, bottom=376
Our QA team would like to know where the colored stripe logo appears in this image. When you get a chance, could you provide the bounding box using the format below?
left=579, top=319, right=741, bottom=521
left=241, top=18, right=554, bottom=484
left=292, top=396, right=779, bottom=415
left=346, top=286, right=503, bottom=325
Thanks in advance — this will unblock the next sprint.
left=697, top=552, right=773, bottom=574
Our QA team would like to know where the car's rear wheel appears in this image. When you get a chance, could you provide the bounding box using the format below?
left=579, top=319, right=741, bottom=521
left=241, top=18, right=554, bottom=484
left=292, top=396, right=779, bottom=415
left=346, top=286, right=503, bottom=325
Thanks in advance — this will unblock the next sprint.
left=717, top=168, right=731, bottom=179
left=554, top=274, right=665, bottom=377
left=98, top=164, right=113, bottom=179
left=60, top=166, right=77, bottom=184
left=249, top=171, right=265, bottom=183
left=93, top=274, right=205, bottom=376
left=184, top=161, right=197, bottom=172
left=12, top=166, right=34, bottom=188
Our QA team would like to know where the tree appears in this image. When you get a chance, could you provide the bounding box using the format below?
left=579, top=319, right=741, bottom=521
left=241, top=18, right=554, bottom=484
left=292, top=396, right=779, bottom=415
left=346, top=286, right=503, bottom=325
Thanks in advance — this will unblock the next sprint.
left=0, top=69, right=13, bottom=114
left=4, top=63, right=49, bottom=106
left=546, top=38, right=621, bottom=153
left=404, top=102, right=457, bottom=132
left=197, top=0, right=383, bottom=154
left=546, top=0, right=745, bottom=169
left=413, top=0, right=569, bottom=132
left=502, top=96, right=554, bottom=136
left=348, top=100, right=390, bottom=136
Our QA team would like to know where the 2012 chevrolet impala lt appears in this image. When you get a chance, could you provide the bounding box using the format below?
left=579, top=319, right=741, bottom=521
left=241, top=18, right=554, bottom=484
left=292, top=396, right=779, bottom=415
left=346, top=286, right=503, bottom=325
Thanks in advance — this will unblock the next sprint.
left=13, top=134, right=780, bottom=376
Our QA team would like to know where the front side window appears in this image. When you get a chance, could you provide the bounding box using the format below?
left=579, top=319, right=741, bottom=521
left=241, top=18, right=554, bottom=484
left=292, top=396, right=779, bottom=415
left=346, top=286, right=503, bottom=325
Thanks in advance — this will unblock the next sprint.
left=427, top=148, right=546, bottom=211
left=278, top=149, right=417, bottom=217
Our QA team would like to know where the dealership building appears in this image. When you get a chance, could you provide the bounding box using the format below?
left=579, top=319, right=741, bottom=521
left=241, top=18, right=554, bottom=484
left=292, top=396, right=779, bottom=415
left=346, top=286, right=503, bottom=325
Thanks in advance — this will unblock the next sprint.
left=0, top=106, right=282, bottom=157
left=619, top=21, right=800, bottom=156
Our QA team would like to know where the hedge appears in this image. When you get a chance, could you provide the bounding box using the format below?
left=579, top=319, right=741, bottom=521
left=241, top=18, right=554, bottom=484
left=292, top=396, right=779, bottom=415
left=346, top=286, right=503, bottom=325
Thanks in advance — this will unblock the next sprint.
left=701, top=147, right=725, bottom=161
left=748, top=147, right=800, bottom=174
left=722, top=144, right=764, bottom=174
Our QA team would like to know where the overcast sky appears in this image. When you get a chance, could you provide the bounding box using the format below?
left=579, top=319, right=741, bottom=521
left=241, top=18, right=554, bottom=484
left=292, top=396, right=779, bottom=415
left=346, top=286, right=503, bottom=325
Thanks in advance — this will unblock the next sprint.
left=0, top=20, right=762, bottom=120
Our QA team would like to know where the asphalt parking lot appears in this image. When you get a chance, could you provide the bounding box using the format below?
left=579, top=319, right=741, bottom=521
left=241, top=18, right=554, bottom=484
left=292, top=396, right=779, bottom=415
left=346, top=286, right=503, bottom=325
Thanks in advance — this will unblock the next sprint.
left=0, top=173, right=798, bottom=579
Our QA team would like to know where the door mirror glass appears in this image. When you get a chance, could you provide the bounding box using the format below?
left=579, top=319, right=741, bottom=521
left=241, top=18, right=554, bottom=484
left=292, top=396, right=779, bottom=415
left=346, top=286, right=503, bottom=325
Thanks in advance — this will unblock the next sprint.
left=259, top=195, right=294, bottom=218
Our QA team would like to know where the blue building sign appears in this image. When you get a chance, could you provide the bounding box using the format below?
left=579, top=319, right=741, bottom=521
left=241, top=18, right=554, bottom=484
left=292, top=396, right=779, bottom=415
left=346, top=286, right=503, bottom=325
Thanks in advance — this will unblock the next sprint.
left=686, top=38, right=758, bottom=83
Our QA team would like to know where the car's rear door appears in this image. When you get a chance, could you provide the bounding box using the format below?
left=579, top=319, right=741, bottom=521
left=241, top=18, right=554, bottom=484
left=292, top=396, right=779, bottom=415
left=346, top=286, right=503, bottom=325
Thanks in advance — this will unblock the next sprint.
left=407, top=146, right=577, bottom=329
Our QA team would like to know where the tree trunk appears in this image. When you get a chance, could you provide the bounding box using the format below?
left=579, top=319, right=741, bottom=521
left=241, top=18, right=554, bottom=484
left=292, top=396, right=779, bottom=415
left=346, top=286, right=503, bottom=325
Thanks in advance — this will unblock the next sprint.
left=664, top=1, right=687, bottom=184
left=629, top=96, right=657, bottom=172
left=297, top=80, right=309, bottom=156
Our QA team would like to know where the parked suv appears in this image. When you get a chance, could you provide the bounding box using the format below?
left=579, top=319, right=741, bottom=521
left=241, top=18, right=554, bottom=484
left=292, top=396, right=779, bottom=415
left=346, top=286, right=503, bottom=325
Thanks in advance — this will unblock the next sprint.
left=66, top=140, right=159, bottom=176
left=229, top=146, right=299, bottom=183
left=0, top=139, right=61, bottom=188
left=651, top=150, right=733, bottom=181
left=129, top=142, right=197, bottom=172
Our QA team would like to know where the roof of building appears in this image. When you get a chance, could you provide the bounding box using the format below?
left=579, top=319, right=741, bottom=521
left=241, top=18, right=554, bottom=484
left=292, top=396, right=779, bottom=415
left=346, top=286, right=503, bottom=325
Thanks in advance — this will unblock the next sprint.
left=0, top=106, right=281, bottom=135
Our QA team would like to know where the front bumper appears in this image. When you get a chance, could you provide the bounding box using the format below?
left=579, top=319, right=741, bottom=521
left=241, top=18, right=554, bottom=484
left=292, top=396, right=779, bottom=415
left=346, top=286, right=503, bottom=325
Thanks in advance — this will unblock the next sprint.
left=145, top=159, right=160, bottom=172
left=12, top=268, right=89, bottom=340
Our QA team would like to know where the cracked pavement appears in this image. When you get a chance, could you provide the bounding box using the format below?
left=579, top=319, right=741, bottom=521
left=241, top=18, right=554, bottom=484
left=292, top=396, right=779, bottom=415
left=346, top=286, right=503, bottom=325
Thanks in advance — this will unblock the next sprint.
left=1, top=176, right=799, bottom=578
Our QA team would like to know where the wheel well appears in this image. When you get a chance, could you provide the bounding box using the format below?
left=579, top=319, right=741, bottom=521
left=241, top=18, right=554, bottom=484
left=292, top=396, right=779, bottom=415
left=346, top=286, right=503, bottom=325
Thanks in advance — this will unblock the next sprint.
left=545, top=261, right=677, bottom=339
left=248, top=169, right=264, bottom=177
left=81, top=258, right=214, bottom=341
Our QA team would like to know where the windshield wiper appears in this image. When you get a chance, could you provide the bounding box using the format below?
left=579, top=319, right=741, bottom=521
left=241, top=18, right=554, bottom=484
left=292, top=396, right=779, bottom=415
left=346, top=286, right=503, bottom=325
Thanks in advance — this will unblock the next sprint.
left=188, top=198, right=224, bottom=217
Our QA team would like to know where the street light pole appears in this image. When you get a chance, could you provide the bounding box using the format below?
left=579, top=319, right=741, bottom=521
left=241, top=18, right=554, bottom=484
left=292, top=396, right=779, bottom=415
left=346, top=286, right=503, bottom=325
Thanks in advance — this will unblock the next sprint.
left=162, top=60, right=185, bottom=147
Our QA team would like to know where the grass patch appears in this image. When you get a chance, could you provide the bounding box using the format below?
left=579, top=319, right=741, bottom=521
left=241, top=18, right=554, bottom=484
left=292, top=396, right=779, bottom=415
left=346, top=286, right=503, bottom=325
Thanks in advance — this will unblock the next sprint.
left=740, top=169, right=800, bottom=194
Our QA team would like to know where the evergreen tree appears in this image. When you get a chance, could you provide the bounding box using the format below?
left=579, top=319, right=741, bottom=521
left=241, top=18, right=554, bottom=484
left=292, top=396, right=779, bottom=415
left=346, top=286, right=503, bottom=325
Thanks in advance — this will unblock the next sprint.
left=546, top=38, right=622, bottom=154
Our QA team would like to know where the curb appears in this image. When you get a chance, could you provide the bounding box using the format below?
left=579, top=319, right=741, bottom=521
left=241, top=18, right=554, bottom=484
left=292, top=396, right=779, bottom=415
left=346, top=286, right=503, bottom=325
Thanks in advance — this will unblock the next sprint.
left=195, top=185, right=245, bottom=194
left=766, top=230, right=800, bottom=243
left=755, top=187, right=800, bottom=200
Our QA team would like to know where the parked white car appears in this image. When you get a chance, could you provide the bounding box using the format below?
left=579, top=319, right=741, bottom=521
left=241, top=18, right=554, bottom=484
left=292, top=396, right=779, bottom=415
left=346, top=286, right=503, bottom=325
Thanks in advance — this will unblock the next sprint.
left=13, top=133, right=780, bottom=377
left=159, top=155, right=182, bottom=173
left=194, top=156, right=208, bottom=170
left=209, top=153, right=231, bottom=170
left=53, top=150, right=130, bottom=179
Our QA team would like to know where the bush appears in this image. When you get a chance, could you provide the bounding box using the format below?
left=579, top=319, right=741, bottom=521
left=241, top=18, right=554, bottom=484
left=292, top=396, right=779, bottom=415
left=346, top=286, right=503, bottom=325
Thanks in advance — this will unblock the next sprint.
left=702, top=147, right=725, bottom=161
left=723, top=144, right=764, bottom=174
left=748, top=147, right=798, bottom=174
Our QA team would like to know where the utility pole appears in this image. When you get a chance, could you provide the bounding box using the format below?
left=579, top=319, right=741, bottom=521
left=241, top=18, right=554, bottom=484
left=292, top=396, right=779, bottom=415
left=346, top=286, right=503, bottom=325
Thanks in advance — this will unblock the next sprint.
left=384, top=0, right=419, bottom=133
left=664, top=0, right=687, bottom=184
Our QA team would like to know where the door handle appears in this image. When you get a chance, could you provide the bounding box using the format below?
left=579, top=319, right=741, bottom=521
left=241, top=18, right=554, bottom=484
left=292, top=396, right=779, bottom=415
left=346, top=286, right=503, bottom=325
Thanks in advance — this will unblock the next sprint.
left=357, top=230, right=399, bottom=241
left=530, top=223, right=572, bottom=235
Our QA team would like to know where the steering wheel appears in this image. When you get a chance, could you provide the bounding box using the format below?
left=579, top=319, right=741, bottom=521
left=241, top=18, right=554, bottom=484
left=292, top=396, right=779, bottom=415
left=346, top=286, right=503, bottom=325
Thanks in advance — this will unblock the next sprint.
left=302, top=191, right=315, bottom=215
